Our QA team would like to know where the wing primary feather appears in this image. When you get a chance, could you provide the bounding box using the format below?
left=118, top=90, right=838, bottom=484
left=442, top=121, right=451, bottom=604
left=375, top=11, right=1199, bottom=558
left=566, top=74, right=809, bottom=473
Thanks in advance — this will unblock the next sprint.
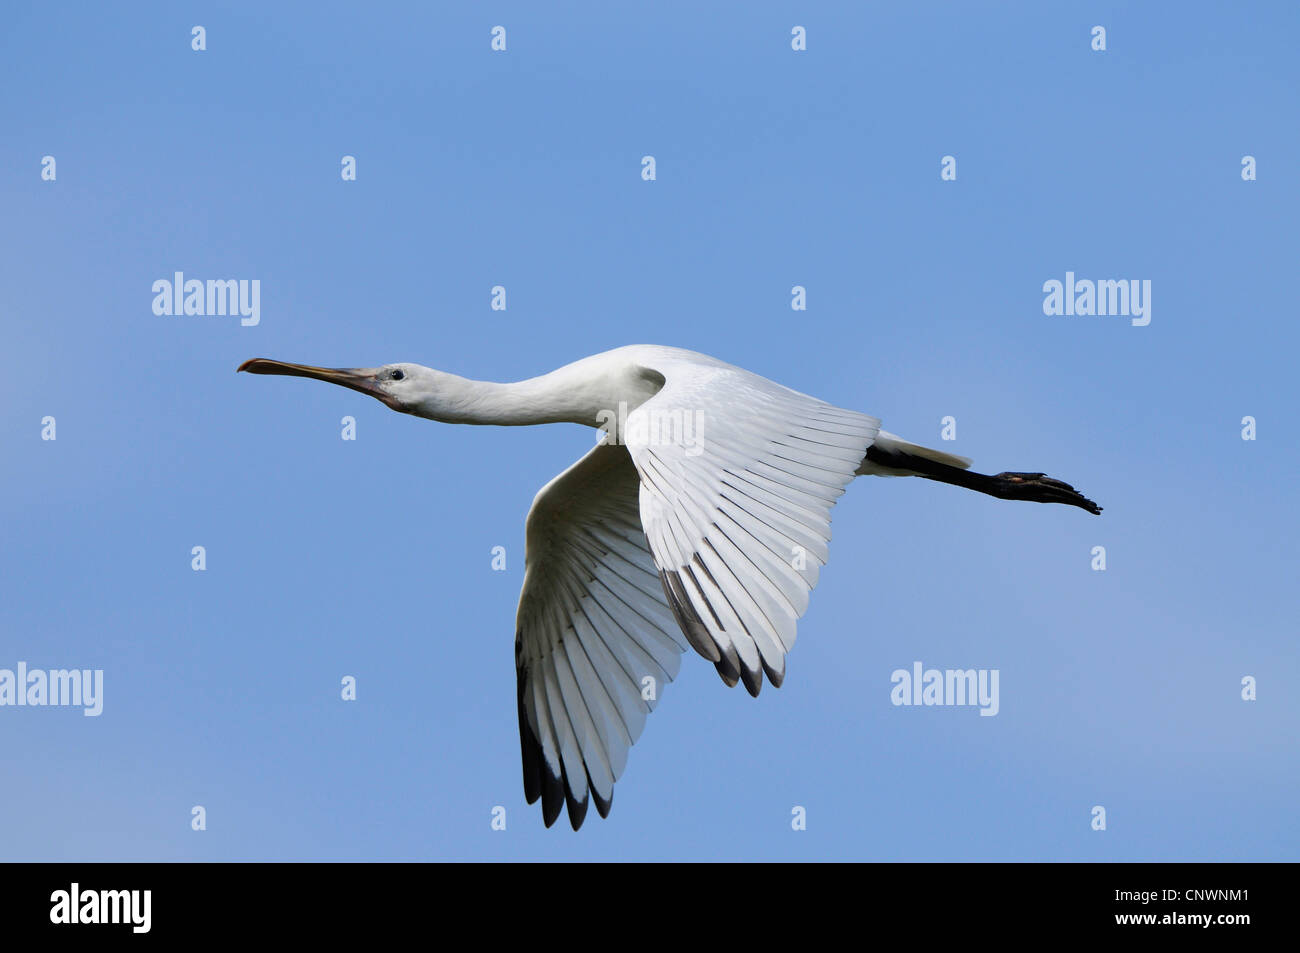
left=589, top=770, right=614, bottom=818
left=658, top=568, right=721, bottom=662
left=565, top=783, right=589, bottom=831
left=761, top=655, right=786, bottom=688
left=713, top=650, right=741, bottom=687
left=516, top=643, right=544, bottom=804
left=541, top=767, right=564, bottom=828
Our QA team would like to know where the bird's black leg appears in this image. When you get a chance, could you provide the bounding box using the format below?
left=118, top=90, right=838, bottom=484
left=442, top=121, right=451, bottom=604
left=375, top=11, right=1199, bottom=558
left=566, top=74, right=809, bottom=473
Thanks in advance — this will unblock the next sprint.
left=863, top=446, right=1102, bottom=515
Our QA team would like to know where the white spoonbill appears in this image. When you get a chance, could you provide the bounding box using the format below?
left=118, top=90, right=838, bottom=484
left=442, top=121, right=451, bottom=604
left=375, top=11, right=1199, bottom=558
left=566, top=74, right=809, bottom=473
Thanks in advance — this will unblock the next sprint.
left=239, top=344, right=1100, bottom=829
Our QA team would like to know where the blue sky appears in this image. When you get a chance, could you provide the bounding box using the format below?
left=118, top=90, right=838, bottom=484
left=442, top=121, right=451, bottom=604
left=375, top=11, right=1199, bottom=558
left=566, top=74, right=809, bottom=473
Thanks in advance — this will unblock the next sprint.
left=2, top=1, right=1296, bottom=860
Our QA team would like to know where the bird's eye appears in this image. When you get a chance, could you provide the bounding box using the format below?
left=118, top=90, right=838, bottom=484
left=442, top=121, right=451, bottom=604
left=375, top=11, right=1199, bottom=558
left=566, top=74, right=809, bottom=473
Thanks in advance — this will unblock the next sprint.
left=390, top=369, right=405, bottom=381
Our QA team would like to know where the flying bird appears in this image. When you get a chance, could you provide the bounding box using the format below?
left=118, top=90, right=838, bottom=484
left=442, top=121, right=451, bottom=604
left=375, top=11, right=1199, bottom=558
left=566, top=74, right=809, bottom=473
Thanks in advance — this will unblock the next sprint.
left=238, top=345, right=1100, bottom=829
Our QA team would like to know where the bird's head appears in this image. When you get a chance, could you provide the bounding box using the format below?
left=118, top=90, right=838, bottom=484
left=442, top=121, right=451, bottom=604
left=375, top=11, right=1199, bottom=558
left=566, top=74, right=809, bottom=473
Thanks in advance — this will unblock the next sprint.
left=237, top=358, right=438, bottom=415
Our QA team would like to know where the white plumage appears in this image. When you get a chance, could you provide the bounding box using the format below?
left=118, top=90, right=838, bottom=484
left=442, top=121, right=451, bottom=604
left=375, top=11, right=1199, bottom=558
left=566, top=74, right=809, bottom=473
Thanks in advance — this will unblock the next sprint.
left=239, top=344, right=1100, bottom=829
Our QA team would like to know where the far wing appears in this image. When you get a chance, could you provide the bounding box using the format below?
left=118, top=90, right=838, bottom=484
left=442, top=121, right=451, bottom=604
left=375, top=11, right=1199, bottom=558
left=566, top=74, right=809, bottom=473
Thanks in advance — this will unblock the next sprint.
left=624, top=361, right=880, bottom=695
left=514, top=441, right=687, bottom=830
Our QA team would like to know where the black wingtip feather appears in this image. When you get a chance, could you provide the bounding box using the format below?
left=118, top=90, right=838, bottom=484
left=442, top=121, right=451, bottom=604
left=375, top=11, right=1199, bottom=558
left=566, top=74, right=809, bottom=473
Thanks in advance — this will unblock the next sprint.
left=541, top=769, right=565, bottom=828
left=516, top=655, right=544, bottom=805
left=591, top=783, right=613, bottom=819
left=713, top=655, right=740, bottom=687
left=565, top=785, right=589, bottom=831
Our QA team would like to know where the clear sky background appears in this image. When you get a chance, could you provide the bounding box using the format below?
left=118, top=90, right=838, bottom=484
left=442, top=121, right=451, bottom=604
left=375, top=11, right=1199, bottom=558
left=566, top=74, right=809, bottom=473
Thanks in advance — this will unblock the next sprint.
left=2, top=2, right=1296, bottom=861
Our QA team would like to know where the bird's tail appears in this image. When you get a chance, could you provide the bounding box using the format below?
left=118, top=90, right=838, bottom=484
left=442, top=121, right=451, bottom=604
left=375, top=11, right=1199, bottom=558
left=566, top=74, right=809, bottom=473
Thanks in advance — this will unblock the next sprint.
left=857, top=430, right=973, bottom=476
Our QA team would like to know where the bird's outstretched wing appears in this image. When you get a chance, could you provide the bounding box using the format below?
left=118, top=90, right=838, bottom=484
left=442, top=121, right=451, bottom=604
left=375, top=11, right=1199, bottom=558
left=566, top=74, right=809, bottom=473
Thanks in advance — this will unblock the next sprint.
left=515, top=441, right=687, bottom=830
left=623, top=359, right=880, bottom=695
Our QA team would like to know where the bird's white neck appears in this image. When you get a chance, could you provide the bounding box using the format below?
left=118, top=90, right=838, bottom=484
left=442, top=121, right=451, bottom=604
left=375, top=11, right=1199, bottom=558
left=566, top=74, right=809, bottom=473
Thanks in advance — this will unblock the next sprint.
left=409, top=363, right=658, bottom=428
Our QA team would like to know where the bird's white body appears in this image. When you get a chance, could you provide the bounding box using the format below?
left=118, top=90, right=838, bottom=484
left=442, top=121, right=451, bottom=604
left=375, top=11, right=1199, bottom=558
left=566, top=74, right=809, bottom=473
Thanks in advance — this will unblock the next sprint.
left=239, top=343, right=1097, bottom=830
left=403, top=344, right=970, bottom=826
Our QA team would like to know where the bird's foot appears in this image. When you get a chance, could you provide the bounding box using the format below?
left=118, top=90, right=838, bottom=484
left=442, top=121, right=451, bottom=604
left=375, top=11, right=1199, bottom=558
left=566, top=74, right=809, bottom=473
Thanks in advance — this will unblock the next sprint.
left=992, top=472, right=1102, bottom=515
